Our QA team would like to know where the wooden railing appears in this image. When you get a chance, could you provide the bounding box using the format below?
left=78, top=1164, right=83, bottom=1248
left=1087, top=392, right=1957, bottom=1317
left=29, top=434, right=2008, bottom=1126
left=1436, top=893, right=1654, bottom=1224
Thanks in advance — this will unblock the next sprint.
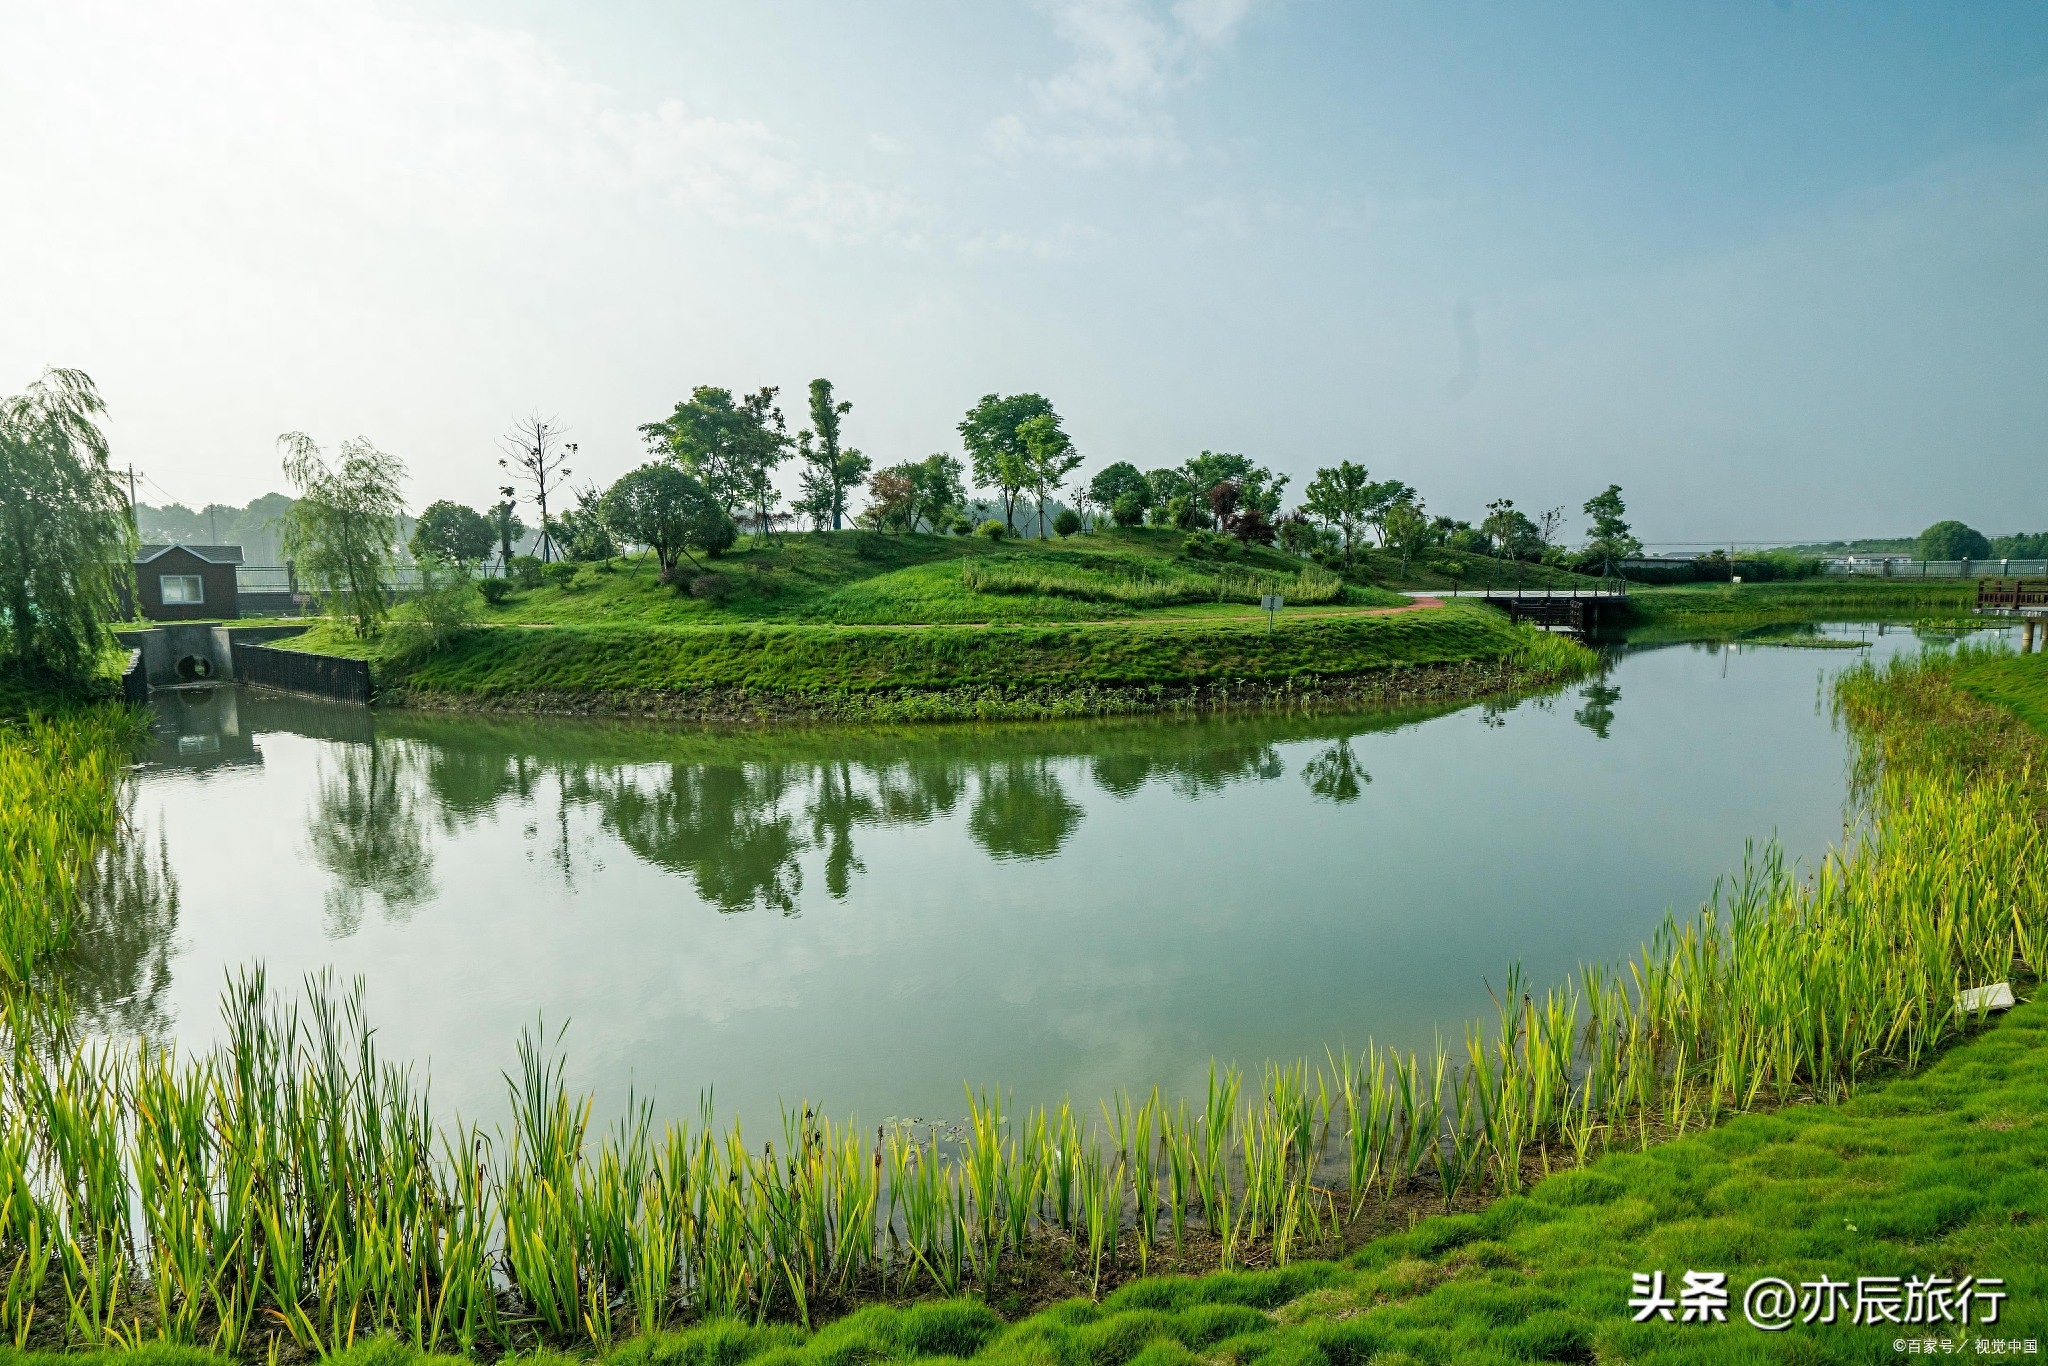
left=1976, top=579, right=2048, bottom=612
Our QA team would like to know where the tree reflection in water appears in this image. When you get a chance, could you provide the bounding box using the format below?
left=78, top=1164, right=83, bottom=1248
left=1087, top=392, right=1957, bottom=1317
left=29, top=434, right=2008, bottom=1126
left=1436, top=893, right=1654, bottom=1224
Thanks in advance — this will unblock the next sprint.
left=286, top=704, right=1468, bottom=920
left=306, top=741, right=436, bottom=937
left=59, top=801, right=182, bottom=1037
left=1575, top=679, right=1621, bottom=739
left=1301, top=740, right=1371, bottom=804
left=599, top=764, right=808, bottom=914
left=967, top=758, right=1083, bottom=861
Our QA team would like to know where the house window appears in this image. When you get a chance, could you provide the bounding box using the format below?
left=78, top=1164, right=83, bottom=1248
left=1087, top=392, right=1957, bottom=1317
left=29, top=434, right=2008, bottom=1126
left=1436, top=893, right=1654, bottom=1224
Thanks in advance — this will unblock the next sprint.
left=160, top=574, right=204, bottom=605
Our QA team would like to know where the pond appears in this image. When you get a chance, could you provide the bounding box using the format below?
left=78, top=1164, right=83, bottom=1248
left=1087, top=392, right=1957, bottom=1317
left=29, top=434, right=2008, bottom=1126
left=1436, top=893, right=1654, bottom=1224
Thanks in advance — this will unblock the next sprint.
left=87, top=621, right=1996, bottom=1134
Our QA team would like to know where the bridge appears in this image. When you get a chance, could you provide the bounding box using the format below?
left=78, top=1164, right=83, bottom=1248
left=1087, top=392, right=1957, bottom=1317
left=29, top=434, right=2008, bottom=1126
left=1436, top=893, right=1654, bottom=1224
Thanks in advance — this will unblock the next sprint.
left=1411, top=582, right=1630, bottom=633
left=1976, top=578, right=2048, bottom=652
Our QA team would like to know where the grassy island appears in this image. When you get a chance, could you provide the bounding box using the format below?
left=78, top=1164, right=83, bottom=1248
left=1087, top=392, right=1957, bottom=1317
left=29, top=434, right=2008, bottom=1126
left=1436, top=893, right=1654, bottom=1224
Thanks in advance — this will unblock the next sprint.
left=285, top=529, right=1596, bottom=721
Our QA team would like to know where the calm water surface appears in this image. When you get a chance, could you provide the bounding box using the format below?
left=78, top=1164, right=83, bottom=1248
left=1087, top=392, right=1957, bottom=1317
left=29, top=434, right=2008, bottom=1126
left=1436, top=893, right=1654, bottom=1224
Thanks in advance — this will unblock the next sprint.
left=91, top=622, right=1990, bottom=1132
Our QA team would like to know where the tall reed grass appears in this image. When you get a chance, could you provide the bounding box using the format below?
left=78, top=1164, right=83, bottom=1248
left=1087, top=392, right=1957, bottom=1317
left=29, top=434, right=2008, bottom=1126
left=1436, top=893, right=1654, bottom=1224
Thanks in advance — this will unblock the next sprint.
left=0, top=647, right=2041, bottom=1354
left=960, top=559, right=1344, bottom=608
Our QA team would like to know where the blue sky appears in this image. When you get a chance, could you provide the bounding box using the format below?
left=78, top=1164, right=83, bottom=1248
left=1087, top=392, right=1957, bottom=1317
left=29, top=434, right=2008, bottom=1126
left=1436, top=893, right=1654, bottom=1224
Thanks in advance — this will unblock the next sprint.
left=4, top=0, right=2045, bottom=542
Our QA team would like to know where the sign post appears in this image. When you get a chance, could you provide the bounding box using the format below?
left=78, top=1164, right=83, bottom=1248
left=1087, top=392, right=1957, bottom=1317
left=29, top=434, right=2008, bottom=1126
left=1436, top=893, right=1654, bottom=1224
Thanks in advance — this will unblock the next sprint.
left=1260, top=593, right=1284, bottom=634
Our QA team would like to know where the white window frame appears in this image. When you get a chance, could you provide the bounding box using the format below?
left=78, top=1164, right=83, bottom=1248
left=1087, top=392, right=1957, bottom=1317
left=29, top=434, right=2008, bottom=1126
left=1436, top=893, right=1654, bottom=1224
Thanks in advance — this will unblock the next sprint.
left=160, top=574, right=204, bottom=606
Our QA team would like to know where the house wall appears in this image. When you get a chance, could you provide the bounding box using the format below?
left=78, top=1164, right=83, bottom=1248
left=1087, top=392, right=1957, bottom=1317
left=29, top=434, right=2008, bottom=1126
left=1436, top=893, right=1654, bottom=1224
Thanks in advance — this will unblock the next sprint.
left=135, top=548, right=240, bottom=621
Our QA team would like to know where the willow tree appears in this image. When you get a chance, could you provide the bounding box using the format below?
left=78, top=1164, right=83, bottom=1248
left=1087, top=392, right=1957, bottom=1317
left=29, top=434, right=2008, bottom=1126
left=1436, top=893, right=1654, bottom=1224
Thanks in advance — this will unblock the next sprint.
left=278, top=433, right=406, bottom=637
left=0, top=367, right=132, bottom=683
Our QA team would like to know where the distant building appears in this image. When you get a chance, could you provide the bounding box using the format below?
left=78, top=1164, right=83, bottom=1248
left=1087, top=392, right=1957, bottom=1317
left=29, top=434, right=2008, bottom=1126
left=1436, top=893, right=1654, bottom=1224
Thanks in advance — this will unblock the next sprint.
left=130, top=544, right=244, bottom=620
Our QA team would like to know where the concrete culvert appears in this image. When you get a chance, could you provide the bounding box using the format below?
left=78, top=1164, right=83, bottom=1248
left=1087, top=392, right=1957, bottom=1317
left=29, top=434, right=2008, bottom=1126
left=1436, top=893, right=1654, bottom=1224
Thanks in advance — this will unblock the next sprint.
left=176, top=654, right=215, bottom=682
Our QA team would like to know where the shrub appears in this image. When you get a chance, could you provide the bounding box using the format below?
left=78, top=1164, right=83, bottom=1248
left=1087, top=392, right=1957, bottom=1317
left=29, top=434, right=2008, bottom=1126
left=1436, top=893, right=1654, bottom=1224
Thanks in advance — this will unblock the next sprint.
left=1053, top=508, right=1083, bottom=537
left=477, top=577, right=513, bottom=606
left=385, top=558, right=481, bottom=663
left=950, top=515, right=974, bottom=536
left=1111, top=493, right=1146, bottom=527
left=689, top=573, right=733, bottom=603
left=976, top=520, right=1007, bottom=541
left=509, top=555, right=544, bottom=589
left=1181, top=529, right=1236, bottom=560
left=543, top=561, right=578, bottom=589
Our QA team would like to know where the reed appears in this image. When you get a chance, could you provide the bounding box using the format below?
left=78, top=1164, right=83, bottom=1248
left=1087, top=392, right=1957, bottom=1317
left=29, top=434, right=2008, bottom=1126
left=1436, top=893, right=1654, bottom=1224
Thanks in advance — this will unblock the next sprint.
left=959, top=558, right=1345, bottom=608
left=0, top=647, right=2042, bottom=1353
left=0, top=707, right=139, bottom=990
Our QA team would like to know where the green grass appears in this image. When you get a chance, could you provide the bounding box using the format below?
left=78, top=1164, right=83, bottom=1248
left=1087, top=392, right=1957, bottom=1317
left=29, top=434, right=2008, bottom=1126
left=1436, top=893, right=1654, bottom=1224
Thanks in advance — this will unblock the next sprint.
left=1626, top=578, right=1977, bottom=628
left=469, top=530, right=1402, bottom=629
left=1952, top=648, right=2048, bottom=732
left=301, top=602, right=1588, bottom=717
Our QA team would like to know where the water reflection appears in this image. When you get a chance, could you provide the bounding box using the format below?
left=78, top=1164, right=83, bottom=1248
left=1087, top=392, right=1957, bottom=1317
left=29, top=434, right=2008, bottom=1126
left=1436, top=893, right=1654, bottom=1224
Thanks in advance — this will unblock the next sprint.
left=600, top=764, right=808, bottom=914
left=139, top=689, right=1498, bottom=932
left=1574, top=679, right=1621, bottom=739
left=968, top=759, right=1083, bottom=861
left=1301, top=740, right=1371, bottom=803
left=307, top=744, right=436, bottom=936
left=112, top=626, right=2015, bottom=1131
left=59, top=812, right=182, bottom=1036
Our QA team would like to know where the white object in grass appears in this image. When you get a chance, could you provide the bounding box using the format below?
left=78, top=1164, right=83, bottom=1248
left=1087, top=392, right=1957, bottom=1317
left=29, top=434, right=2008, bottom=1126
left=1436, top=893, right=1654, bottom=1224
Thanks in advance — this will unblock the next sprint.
left=1957, top=982, right=2016, bottom=1014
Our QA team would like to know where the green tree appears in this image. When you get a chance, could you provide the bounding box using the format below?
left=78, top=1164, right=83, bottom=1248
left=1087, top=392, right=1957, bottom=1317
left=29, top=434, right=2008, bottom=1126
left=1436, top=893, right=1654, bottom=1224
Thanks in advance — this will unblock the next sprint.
left=906, top=453, right=967, bottom=532
left=279, top=432, right=406, bottom=638
left=0, top=367, right=131, bottom=681
left=1364, top=479, right=1416, bottom=545
left=1088, top=462, right=1151, bottom=525
left=1918, top=520, right=1991, bottom=562
left=1302, top=462, right=1375, bottom=564
left=959, top=392, right=1056, bottom=534
left=1481, top=498, right=1531, bottom=564
left=549, top=485, right=619, bottom=562
left=861, top=468, right=919, bottom=532
left=1582, top=484, right=1641, bottom=574
left=600, top=464, right=735, bottom=582
left=795, top=379, right=870, bottom=531
left=640, top=386, right=788, bottom=530
left=731, top=387, right=790, bottom=538
left=409, top=500, right=496, bottom=566
left=1018, top=412, right=1081, bottom=539
left=490, top=499, right=526, bottom=570
left=1181, top=451, right=1288, bottom=526
left=1382, top=497, right=1431, bottom=575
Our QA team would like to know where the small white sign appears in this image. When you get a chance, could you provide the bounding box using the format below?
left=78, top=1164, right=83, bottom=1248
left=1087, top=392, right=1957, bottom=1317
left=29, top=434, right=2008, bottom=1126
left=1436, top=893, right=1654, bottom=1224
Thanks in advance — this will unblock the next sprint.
left=1261, top=594, right=1284, bottom=613
left=1957, top=982, right=2016, bottom=1014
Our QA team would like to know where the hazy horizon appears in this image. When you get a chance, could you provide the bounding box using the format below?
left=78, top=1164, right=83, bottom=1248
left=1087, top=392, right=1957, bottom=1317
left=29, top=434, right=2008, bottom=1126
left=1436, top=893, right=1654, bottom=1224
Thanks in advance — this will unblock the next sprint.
left=6, top=1, right=2046, bottom=544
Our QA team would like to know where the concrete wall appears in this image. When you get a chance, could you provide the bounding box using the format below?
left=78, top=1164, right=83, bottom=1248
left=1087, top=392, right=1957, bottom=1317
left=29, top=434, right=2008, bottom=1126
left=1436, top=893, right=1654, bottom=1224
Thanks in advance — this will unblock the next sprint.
left=115, top=623, right=311, bottom=688
left=231, top=642, right=371, bottom=704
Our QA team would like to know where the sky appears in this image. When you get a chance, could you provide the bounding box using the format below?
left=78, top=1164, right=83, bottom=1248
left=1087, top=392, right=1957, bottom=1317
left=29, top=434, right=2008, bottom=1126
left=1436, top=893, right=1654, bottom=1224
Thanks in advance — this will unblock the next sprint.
left=4, top=0, right=2047, bottom=545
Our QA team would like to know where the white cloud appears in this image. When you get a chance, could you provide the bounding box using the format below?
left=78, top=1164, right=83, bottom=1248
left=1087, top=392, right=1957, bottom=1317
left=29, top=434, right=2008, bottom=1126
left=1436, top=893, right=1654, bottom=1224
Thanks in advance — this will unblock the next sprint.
left=990, top=0, right=1269, bottom=167
left=0, top=0, right=921, bottom=252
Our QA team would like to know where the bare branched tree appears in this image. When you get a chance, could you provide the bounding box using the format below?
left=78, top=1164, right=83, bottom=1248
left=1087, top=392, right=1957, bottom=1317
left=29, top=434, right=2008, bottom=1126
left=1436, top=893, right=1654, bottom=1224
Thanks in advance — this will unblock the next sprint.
left=498, top=414, right=574, bottom=563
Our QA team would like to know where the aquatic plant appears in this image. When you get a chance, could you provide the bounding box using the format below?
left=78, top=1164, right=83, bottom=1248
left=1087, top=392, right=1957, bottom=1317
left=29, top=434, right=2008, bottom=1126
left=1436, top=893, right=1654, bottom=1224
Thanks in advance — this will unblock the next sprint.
left=0, top=706, right=138, bottom=990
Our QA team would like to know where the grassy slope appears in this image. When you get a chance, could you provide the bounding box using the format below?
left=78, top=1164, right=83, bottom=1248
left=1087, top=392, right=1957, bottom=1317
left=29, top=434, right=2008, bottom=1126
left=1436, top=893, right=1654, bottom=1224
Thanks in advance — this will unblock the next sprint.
left=17, top=1001, right=2042, bottom=1366
left=332, top=602, right=1572, bottom=704
left=473, top=530, right=1405, bottom=629
left=297, top=531, right=1595, bottom=708
left=1953, top=649, right=2048, bottom=732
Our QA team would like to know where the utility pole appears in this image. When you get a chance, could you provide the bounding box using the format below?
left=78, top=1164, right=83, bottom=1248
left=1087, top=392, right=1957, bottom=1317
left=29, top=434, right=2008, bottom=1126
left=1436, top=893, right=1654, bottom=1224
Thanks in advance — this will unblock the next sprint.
left=127, top=465, right=138, bottom=535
